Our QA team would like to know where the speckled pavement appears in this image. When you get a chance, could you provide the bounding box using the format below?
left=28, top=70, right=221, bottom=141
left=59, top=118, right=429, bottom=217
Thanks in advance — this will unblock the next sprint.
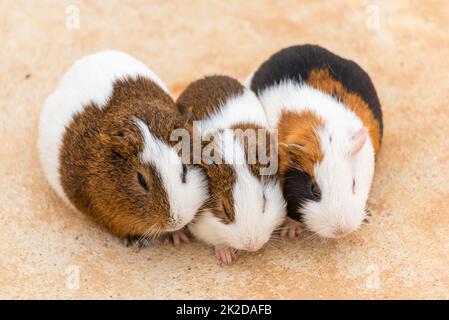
left=1, top=0, right=448, bottom=299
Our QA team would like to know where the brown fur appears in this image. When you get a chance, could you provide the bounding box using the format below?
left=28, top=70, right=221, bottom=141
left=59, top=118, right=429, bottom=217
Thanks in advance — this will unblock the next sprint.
left=60, top=76, right=186, bottom=238
left=188, top=127, right=237, bottom=224
left=277, top=111, right=324, bottom=179
left=177, top=75, right=244, bottom=121
left=307, top=68, right=381, bottom=154
left=232, top=123, right=278, bottom=181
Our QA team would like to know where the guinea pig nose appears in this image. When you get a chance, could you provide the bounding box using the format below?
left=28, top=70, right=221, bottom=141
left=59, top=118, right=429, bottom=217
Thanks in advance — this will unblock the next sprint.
left=169, top=216, right=183, bottom=229
left=169, top=217, right=177, bottom=226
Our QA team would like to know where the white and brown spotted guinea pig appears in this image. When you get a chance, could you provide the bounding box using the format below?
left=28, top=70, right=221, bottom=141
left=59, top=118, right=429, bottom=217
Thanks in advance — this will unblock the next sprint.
left=247, top=44, right=383, bottom=238
left=176, top=75, right=286, bottom=264
left=38, top=51, right=209, bottom=246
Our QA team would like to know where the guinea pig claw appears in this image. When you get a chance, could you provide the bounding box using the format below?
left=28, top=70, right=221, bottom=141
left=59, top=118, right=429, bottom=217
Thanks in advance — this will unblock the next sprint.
left=363, top=209, right=372, bottom=223
left=177, top=230, right=191, bottom=243
left=215, top=246, right=238, bottom=265
left=280, top=217, right=304, bottom=238
left=123, top=236, right=151, bottom=249
left=167, top=229, right=191, bottom=247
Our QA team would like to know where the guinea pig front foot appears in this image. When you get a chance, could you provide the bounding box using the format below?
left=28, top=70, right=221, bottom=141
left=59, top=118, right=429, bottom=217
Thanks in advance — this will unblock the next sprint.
left=280, top=217, right=304, bottom=238
left=163, top=228, right=191, bottom=246
left=214, top=246, right=238, bottom=265
left=122, top=235, right=152, bottom=249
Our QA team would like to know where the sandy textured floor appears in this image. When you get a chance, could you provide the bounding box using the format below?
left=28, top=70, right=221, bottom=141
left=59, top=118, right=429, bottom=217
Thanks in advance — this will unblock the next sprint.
left=1, top=0, right=448, bottom=299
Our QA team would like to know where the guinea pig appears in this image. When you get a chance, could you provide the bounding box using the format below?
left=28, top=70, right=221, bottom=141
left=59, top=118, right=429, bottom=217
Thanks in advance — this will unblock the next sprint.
left=37, top=50, right=209, bottom=247
left=176, top=75, right=286, bottom=264
left=247, top=44, right=383, bottom=239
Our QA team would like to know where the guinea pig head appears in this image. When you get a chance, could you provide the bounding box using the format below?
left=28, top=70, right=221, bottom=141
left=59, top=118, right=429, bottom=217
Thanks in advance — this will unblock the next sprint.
left=97, top=114, right=208, bottom=237
left=191, top=128, right=285, bottom=251
left=279, top=111, right=374, bottom=238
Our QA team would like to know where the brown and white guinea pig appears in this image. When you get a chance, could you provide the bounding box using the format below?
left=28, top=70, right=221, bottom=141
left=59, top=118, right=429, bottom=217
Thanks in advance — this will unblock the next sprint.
left=37, top=51, right=209, bottom=246
left=176, top=75, right=286, bottom=264
left=247, top=44, right=383, bottom=239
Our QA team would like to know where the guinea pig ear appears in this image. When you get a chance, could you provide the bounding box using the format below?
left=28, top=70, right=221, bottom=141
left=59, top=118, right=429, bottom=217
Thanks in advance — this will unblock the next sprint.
left=175, top=108, right=192, bottom=128
left=349, top=127, right=368, bottom=156
left=99, top=127, right=141, bottom=158
left=278, top=142, right=305, bottom=157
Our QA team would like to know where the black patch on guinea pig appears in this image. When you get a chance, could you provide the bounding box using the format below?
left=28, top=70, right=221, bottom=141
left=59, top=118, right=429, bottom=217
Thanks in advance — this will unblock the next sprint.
left=250, top=44, right=383, bottom=137
left=282, top=168, right=320, bottom=222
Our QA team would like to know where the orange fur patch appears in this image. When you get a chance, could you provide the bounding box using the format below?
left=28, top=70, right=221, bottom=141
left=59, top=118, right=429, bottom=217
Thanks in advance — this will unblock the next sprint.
left=277, top=111, right=324, bottom=178
left=307, top=68, right=381, bottom=154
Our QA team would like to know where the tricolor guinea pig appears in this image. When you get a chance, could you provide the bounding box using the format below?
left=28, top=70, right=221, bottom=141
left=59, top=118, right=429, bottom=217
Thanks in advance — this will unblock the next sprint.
left=247, top=44, right=383, bottom=238
left=38, top=51, right=209, bottom=246
left=176, top=75, right=286, bottom=264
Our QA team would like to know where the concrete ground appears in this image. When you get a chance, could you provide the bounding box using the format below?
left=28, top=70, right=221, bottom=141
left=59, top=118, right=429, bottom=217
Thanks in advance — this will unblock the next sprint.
left=1, top=0, right=448, bottom=299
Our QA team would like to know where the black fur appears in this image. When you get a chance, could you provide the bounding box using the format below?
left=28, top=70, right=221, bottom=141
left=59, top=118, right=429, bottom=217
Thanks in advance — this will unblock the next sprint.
left=282, top=169, right=320, bottom=221
left=250, top=44, right=383, bottom=137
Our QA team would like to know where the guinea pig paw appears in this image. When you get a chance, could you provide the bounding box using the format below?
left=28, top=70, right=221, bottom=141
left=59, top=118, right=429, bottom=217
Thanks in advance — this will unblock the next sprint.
left=164, top=229, right=191, bottom=246
left=280, top=217, right=304, bottom=239
left=214, top=246, right=238, bottom=265
left=123, top=236, right=151, bottom=249
left=363, top=209, right=372, bottom=224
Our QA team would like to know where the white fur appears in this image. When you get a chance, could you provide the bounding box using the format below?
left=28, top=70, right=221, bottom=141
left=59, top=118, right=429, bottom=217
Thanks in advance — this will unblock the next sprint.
left=198, top=88, right=269, bottom=134
left=188, top=93, right=286, bottom=251
left=135, top=119, right=209, bottom=230
left=38, top=50, right=169, bottom=207
left=189, top=175, right=286, bottom=251
left=256, top=80, right=375, bottom=238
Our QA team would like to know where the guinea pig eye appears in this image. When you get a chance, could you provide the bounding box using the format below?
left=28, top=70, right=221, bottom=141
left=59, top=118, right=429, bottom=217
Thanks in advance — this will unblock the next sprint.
left=352, top=178, right=356, bottom=193
left=137, top=172, right=148, bottom=191
left=310, top=182, right=321, bottom=200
